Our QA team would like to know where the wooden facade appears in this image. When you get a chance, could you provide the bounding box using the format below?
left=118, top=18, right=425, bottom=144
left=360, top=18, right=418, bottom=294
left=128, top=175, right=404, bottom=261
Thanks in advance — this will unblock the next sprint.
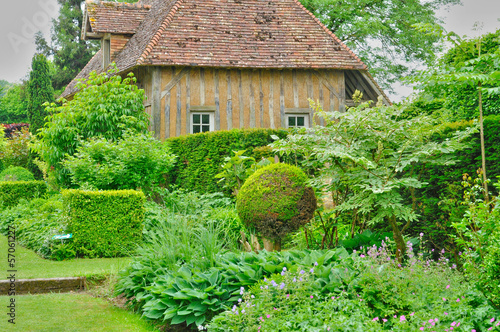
left=136, top=66, right=347, bottom=139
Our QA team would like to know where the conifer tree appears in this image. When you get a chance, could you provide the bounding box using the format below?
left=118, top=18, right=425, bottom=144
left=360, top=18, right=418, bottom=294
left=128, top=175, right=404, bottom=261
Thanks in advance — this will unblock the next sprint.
left=27, top=54, right=54, bottom=135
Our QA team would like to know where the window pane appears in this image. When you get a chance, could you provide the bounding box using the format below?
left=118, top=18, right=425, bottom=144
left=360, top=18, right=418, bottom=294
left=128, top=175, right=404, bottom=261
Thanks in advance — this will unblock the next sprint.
left=288, top=116, right=296, bottom=127
left=202, top=114, right=210, bottom=124
left=202, top=125, right=210, bottom=132
left=297, top=116, right=305, bottom=126
left=193, top=114, right=200, bottom=124
left=193, top=125, right=201, bottom=133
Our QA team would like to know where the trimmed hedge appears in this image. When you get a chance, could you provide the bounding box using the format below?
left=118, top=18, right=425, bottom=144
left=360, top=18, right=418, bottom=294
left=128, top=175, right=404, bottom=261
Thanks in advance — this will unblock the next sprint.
left=410, top=115, right=500, bottom=251
left=166, top=128, right=288, bottom=193
left=62, top=189, right=145, bottom=258
left=0, top=181, right=47, bottom=209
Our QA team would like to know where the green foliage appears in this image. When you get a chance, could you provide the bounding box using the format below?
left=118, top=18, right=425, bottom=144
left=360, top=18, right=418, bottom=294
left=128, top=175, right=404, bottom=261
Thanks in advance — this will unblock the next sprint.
left=27, top=54, right=54, bottom=135
left=63, top=131, right=175, bottom=194
left=49, top=0, right=100, bottom=90
left=34, top=65, right=148, bottom=186
left=0, top=84, right=28, bottom=123
left=209, top=246, right=498, bottom=332
left=0, top=166, right=35, bottom=182
left=0, top=127, right=31, bottom=170
left=62, top=189, right=145, bottom=258
left=166, top=128, right=287, bottom=194
left=271, top=101, right=474, bottom=259
left=411, top=29, right=500, bottom=121
left=215, top=150, right=274, bottom=195
left=237, top=163, right=316, bottom=241
left=0, top=195, right=68, bottom=259
left=0, top=180, right=47, bottom=210
left=451, top=175, right=500, bottom=308
left=299, top=0, right=459, bottom=90
left=410, top=115, right=500, bottom=252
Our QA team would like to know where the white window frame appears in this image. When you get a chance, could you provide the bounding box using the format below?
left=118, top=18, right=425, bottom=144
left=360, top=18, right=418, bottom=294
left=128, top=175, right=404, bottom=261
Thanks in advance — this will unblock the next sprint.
left=190, top=106, right=215, bottom=134
left=285, top=108, right=310, bottom=129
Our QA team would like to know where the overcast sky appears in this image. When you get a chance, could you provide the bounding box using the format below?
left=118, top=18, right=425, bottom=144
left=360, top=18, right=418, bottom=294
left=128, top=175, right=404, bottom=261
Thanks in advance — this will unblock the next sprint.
left=0, top=0, right=499, bottom=100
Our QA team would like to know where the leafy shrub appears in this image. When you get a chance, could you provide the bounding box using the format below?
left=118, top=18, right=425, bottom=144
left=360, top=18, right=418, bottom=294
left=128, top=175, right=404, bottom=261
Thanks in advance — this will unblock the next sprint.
left=63, top=131, right=176, bottom=194
left=166, top=128, right=287, bottom=194
left=236, top=163, right=316, bottom=245
left=208, top=246, right=500, bottom=332
left=0, top=127, right=32, bottom=171
left=0, top=166, right=34, bottom=181
left=2, top=123, right=29, bottom=139
left=62, top=189, right=145, bottom=258
left=0, top=195, right=69, bottom=258
left=411, top=115, right=500, bottom=253
left=33, top=65, right=148, bottom=186
left=0, top=180, right=47, bottom=209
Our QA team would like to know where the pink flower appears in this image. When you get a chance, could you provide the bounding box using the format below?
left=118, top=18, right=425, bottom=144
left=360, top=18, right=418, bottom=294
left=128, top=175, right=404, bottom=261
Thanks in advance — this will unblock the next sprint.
left=373, top=317, right=379, bottom=321
left=491, top=318, right=496, bottom=323
left=266, top=314, right=270, bottom=318
left=310, top=295, right=314, bottom=299
left=444, top=312, right=448, bottom=315
left=383, top=319, right=387, bottom=323
left=456, top=298, right=460, bottom=302
left=443, top=298, right=447, bottom=301
left=410, top=312, right=415, bottom=316
left=420, top=328, right=424, bottom=331
left=446, top=285, right=450, bottom=289
left=451, top=322, right=456, bottom=326
left=400, top=315, right=406, bottom=322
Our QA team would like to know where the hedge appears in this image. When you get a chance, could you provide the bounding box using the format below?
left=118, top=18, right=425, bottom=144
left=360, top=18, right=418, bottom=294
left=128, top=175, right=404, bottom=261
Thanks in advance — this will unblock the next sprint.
left=0, top=181, right=47, bottom=209
left=62, top=189, right=145, bottom=258
left=166, top=128, right=288, bottom=193
left=410, top=115, right=500, bottom=251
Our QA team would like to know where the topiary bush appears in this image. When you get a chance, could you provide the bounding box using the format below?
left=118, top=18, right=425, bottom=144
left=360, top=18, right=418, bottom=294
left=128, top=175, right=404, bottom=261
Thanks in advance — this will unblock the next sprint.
left=0, top=166, right=35, bottom=182
left=62, top=189, right=145, bottom=258
left=236, top=163, right=316, bottom=250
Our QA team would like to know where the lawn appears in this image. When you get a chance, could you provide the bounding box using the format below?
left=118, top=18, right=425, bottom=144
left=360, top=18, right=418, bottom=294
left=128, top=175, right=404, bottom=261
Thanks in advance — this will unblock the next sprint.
left=0, top=293, right=157, bottom=331
left=0, top=235, right=132, bottom=279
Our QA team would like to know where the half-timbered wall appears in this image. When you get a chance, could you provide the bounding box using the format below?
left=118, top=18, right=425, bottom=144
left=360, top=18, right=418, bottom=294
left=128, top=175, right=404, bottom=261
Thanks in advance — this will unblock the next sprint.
left=137, top=67, right=346, bottom=139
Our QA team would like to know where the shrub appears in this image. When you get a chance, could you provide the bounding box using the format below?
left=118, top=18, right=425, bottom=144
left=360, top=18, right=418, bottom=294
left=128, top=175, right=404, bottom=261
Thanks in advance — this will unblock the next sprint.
left=0, top=166, right=34, bottom=182
left=166, top=128, right=287, bottom=194
left=63, top=131, right=176, bottom=194
left=0, top=127, right=31, bottom=169
left=33, top=64, right=148, bottom=186
left=62, top=189, right=145, bottom=258
left=0, top=180, right=47, bottom=209
left=410, top=115, right=500, bottom=253
left=236, top=163, right=316, bottom=248
left=0, top=195, right=68, bottom=259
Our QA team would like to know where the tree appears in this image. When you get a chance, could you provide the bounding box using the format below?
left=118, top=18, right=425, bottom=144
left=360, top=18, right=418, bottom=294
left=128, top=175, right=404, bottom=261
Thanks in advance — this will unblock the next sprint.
left=49, top=0, right=99, bottom=90
left=27, top=54, right=54, bottom=135
left=411, top=27, right=500, bottom=201
left=33, top=65, right=148, bottom=187
left=271, top=99, right=474, bottom=261
left=298, top=0, right=459, bottom=90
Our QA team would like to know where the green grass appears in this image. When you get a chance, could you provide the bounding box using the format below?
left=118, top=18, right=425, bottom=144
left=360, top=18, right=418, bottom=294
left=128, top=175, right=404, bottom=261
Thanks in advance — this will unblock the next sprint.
left=0, top=235, right=132, bottom=279
left=0, top=293, right=157, bottom=331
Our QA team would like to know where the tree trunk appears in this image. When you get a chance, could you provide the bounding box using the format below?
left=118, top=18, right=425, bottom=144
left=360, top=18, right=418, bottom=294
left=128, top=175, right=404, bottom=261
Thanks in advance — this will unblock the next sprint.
left=273, top=238, right=281, bottom=252
left=388, top=215, right=406, bottom=263
left=263, top=238, right=274, bottom=251
left=478, top=81, right=489, bottom=202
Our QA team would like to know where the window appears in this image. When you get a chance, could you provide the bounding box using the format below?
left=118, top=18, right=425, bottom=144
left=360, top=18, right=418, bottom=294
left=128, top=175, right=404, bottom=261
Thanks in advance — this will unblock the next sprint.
left=286, top=114, right=309, bottom=128
left=191, top=112, right=214, bottom=134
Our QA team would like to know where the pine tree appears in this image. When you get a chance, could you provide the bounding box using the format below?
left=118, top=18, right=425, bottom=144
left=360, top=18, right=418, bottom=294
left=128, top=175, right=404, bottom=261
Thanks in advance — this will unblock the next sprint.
left=27, top=54, right=54, bottom=135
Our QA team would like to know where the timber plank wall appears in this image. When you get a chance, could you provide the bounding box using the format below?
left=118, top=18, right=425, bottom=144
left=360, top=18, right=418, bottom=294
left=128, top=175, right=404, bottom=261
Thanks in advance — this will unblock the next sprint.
left=136, top=67, right=345, bottom=139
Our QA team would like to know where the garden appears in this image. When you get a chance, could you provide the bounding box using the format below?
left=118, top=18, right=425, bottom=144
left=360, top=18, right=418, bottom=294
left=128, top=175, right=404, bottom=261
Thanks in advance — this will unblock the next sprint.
left=1, top=30, right=500, bottom=332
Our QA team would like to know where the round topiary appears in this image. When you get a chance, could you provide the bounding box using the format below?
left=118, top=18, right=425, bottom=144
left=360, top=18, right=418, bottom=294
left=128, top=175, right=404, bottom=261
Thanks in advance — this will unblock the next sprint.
left=236, top=163, right=317, bottom=243
left=0, top=166, right=35, bottom=182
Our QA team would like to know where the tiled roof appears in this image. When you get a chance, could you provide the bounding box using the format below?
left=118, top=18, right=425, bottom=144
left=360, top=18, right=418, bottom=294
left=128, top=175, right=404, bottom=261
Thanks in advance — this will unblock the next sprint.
left=61, top=51, right=102, bottom=99
left=86, top=0, right=151, bottom=35
left=62, top=0, right=369, bottom=98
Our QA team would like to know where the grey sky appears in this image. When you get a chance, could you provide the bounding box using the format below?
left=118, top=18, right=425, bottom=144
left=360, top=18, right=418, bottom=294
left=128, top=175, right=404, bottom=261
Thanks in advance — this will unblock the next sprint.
left=0, top=0, right=499, bottom=99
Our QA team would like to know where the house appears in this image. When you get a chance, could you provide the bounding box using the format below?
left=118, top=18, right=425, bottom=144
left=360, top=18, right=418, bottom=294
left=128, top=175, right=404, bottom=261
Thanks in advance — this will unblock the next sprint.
left=61, top=0, right=390, bottom=139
